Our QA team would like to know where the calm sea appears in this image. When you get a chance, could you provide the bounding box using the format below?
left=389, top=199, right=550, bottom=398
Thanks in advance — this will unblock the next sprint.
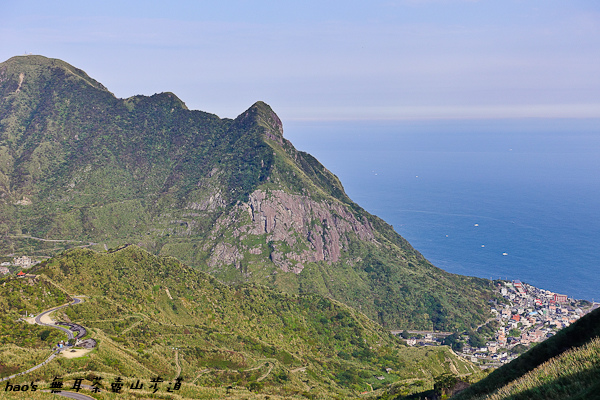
left=285, top=119, right=600, bottom=301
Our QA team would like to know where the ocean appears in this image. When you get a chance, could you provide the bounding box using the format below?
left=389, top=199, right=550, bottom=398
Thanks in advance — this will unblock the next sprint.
left=284, top=118, right=600, bottom=301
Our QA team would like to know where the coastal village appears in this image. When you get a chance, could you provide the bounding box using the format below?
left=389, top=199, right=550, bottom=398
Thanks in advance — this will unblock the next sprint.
left=463, top=280, right=597, bottom=367
left=396, top=280, right=598, bottom=368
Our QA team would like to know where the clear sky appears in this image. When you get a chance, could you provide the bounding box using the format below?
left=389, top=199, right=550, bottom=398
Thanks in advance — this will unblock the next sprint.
left=1, top=0, right=599, bottom=121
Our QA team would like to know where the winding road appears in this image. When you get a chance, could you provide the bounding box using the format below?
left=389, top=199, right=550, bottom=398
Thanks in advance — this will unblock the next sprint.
left=35, top=297, right=84, bottom=340
left=0, top=297, right=84, bottom=383
left=2, top=296, right=102, bottom=400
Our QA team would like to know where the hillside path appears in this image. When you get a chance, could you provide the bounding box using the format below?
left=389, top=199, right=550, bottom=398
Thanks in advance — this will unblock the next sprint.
left=42, top=390, right=97, bottom=400
left=257, top=362, right=274, bottom=382
left=175, top=350, right=181, bottom=378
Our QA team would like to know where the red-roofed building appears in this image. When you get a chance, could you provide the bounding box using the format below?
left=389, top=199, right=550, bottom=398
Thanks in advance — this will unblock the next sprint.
left=554, top=294, right=568, bottom=303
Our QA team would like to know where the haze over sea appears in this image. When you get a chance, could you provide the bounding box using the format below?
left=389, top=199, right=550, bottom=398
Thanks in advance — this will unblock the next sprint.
left=286, top=119, right=600, bottom=302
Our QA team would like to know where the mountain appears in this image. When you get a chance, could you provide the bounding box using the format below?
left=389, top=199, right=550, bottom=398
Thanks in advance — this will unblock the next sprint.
left=0, top=55, right=495, bottom=330
left=450, top=306, right=600, bottom=400
left=1, top=246, right=478, bottom=399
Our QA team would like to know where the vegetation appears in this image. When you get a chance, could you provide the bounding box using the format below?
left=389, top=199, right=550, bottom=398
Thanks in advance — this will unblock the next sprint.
left=0, top=54, right=495, bottom=332
left=0, top=246, right=479, bottom=398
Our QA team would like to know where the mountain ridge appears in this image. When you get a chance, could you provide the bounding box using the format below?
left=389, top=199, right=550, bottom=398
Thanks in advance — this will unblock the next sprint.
left=0, top=54, right=495, bottom=331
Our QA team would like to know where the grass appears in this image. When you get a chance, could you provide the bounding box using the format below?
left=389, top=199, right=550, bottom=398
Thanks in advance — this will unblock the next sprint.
left=0, top=246, right=482, bottom=398
left=471, top=337, right=600, bottom=400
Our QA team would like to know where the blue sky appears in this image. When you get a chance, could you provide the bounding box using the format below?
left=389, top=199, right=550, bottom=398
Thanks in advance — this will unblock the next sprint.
left=1, top=0, right=599, bottom=121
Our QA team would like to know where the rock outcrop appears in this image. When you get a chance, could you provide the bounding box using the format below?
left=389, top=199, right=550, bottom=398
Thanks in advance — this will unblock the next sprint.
left=207, top=189, right=375, bottom=273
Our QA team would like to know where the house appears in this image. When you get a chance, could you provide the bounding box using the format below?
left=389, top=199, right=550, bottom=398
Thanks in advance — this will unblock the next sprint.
left=13, top=256, right=32, bottom=268
left=554, top=294, right=568, bottom=303
left=16, top=271, right=26, bottom=277
left=528, top=330, right=544, bottom=342
left=497, top=333, right=507, bottom=345
left=0, top=267, right=9, bottom=275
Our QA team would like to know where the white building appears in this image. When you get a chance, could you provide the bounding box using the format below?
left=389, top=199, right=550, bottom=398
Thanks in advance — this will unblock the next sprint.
left=13, top=256, right=33, bottom=268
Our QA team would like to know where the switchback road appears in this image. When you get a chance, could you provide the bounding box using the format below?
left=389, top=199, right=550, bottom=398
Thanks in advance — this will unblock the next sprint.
left=0, top=297, right=84, bottom=383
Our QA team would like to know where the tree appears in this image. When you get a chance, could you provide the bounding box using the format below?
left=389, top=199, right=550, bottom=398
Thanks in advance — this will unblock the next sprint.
left=39, top=330, right=51, bottom=341
left=434, top=373, right=458, bottom=397
left=443, top=333, right=464, bottom=352
left=508, top=328, right=521, bottom=337
left=511, top=344, right=528, bottom=354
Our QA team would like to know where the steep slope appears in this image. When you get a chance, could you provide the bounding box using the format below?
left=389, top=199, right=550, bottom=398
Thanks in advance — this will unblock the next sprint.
left=0, top=55, right=494, bottom=330
left=8, top=245, right=475, bottom=399
left=452, top=307, right=600, bottom=400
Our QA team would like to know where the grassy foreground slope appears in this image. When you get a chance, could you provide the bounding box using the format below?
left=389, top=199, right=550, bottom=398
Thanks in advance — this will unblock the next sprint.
left=452, top=307, right=600, bottom=400
left=0, top=54, right=495, bottom=330
left=0, top=245, right=477, bottom=399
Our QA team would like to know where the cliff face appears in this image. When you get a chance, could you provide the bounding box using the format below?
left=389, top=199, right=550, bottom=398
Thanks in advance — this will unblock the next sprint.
left=207, top=189, right=375, bottom=274
left=0, top=55, right=495, bottom=330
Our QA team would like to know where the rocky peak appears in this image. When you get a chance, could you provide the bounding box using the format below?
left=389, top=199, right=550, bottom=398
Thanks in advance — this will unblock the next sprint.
left=234, top=101, right=284, bottom=144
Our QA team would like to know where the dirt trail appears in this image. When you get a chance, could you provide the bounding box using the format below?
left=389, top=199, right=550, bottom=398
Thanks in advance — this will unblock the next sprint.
left=191, top=369, right=209, bottom=384
left=15, top=73, right=24, bottom=92
left=175, top=350, right=181, bottom=378
left=257, top=363, right=274, bottom=382
left=120, top=318, right=143, bottom=335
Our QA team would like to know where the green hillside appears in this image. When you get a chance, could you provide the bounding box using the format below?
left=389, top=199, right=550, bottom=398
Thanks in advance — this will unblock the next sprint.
left=451, top=307, right=600, bottom=400
left=0, top=54, right=495, bottom=330
left=0, top=246, right=479, bottom=399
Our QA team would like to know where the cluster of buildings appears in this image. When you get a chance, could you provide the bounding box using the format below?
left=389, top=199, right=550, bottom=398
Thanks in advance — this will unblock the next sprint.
left=394, top=280, right=597, bottom=369
left=463, top=280, right=597, bottom=366
left=0, top=256, right=36, bottom=275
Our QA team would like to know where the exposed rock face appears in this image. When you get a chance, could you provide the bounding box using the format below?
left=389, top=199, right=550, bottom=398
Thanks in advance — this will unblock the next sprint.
left=186, top=167, right=227, bottom=211
left=208, top=242, right=243, bottom=270
left=207, top=189, right=375, bottom=273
